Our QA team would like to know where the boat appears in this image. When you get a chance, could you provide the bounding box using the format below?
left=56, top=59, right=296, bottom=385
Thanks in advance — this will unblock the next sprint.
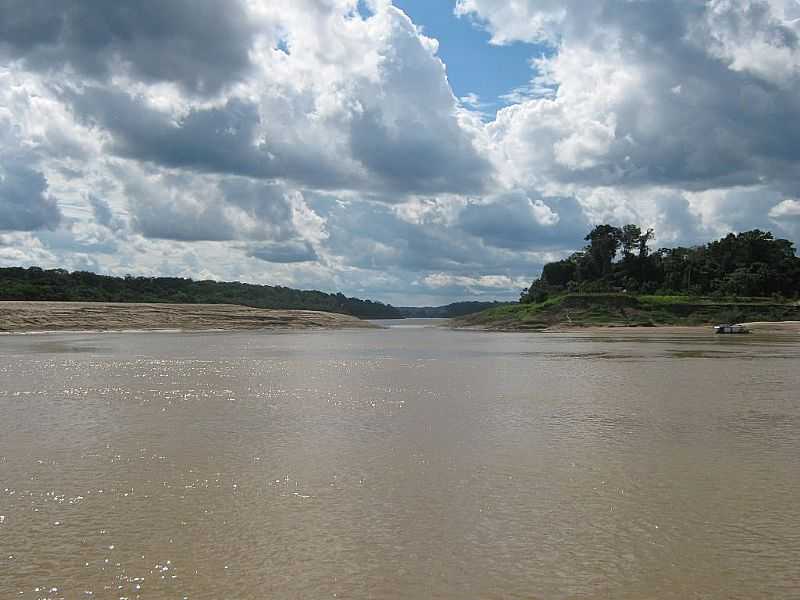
left=714, top=324, right=749, bottom=334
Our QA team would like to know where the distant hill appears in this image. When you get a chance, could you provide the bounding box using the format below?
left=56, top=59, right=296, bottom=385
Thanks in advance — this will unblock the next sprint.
left=0, top=267, right=403, bottom=319
left=398, top=301, right=509, bottom=318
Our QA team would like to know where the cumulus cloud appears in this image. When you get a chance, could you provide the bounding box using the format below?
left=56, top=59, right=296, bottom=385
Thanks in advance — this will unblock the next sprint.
left=458, top=192, right=586, bottom=251
left=464, top=0, right=800, bottom=192
left=0, top=102, right=62, bottom=232
left=0, top=232, right=57, bottom=266
left=770, top=198, right=800, bottom=219
left=68, top=89, right=355, bottom=189
left=120, top=171, right=307, bottom=244
left=247, top=240, right=319, bottom=264
left=1, top=0, right=799, bottom=304
left=0, top=0, right=255, bottom=94
left=317, top=196, right=567, bottom=301
left=0, top=161, right=61, bottom=231
left=345, top=7, right=492, bottom=194
left=422, top=273, right=529, bottom=290
left=767, top=197, right=800, bottom=241
left=60, top=4, right=490, bottom=196
left=87, top=194, right=127, bottom=232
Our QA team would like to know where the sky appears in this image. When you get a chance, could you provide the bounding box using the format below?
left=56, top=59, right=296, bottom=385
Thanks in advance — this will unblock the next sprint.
left=1, top=0, right=800, bottom=306
left=392, top=0, right=549, bottom=116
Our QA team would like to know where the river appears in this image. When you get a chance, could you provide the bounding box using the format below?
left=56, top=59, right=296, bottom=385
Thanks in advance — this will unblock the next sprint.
left=1, top=322, right=799, bottom=599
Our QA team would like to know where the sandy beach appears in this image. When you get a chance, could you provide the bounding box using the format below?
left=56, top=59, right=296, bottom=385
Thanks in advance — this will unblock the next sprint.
left=0, top=301, right=378, bottom=333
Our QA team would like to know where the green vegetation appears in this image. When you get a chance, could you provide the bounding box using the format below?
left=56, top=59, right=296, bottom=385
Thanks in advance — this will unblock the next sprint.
left=458, top=293, right=800, bottom=330
left=459, top=226, right=800, bottom=330
left=0, top=267, right=402, bottom=319
left=522, top=226, right=800, bottom=302
left=398, top=301, right=509, bottom=318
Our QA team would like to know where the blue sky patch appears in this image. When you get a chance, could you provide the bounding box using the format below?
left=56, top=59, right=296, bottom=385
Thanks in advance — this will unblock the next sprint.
left=393, top=0, right=549, bottom=116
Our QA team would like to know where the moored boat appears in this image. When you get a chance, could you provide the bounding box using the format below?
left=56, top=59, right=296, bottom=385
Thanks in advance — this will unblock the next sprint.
left=714, top=324, right=749, bottom=334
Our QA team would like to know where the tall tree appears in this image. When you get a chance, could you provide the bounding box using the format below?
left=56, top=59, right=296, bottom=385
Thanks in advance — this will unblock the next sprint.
left=620, top=224, right=642, bottom=259
left=585, top=225, right=623, bottom=278
left=637, top=228, right=654, bottom=261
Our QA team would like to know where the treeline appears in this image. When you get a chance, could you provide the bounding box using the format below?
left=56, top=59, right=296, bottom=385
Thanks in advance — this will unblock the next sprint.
left=522, top=226, right=800, bottom=303
left=398, top=301, right=509, bottom=318
left=0, top=267, right=403, bottom=319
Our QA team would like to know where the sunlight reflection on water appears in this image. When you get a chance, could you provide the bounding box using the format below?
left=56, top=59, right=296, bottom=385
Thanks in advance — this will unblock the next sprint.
left=1, top=328, right=799, bottom=599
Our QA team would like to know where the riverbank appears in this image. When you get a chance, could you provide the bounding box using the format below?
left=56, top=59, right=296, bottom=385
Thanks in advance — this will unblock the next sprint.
left=0, top=301, right=378, bottom=333
left=538, top=321, right=800, bottom=335
left=452, top=294, right=800, bottom=332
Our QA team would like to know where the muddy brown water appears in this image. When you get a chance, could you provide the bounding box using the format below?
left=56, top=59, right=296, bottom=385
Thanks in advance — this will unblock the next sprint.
left=1, top=322, right=799, bottom=599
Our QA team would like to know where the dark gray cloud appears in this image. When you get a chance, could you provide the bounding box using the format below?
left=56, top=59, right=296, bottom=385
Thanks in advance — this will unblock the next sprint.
left=317, top=197, right=561, bottom=278
left=349, top=108, right=490, bottom=195
left=123, top=174, right=302, bottom=243
left=122, top=171, right=236, bottom=242
left=0, top=161, right=61, bottom=231
left=248, top=240, right=318, bottom=264
left=89, top=194, right=113, bottom=228
left=68, top=88, right=354, bottom=189
left=324, top=204, right=478, bottom=272
left=217, top=179, right=295, bottom=237
left=88, top=193, right=127, bottom=233
left=0, top=0, right=254, bottom=94
left=458, top=193, right=588, bottom=251
left=130, top=195, right=235, bottom=242
left=70, top=90, right=267, bottom=177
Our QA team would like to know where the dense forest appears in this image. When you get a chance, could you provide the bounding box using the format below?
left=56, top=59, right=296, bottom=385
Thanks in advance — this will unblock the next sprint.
left=521, top=227, right=800, bottom=303
left=0, top=267, right=403, bottom=319
left=398, top=301, right=509, bottom=318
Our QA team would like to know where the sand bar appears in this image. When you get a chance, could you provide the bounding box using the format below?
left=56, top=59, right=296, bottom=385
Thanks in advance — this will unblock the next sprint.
left=0, top=301, right=378, bottom=333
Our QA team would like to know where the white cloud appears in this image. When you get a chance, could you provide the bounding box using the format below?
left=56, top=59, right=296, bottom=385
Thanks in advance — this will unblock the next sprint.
left=1, top=0, right=799, bottom=304
left=0, top=233, right=57, bottom=267
left=701, top=0, right=800, bottom=86
left=769, top=198, right=800, bottom=218
left=455, top=0, right=568, bottom=45
left=421, top=273, right=529, bottom=290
